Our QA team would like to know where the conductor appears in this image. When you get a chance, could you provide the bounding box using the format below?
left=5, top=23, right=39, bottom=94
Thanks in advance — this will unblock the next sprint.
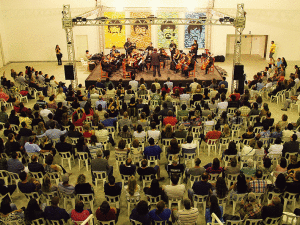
left=150, top=48, right=161, bottom=77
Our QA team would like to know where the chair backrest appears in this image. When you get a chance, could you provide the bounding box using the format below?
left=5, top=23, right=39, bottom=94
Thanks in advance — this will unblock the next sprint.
left=78, top=152, right=89, bottom=160
left=46, top=219, right=67, bottom=225
left=25, top=192, right=40, bottom=200
left=59, top=152, right=72, bottom=158
left=105, top=195, right=120, bottom=205
left=43, top=191, right=58, bottom=202
left=283, top=192, right=298, bottom=201
left=253, top=126, right=263, bottom=134
left=193, top=194, right=208, bottom=204
left=207, top=139, right=217, bottom=145
left=183, top=153, right=196, bottom=160
left=152, top=221, right=168, bottom=225
left=190, top=174, right=201, bottom=183
left=70, top=138, right=79, bottom=145
left=93, top=171, right=106, bottom=180
left=243, top=219, right=262, bottom=225
left=130, top=219, right=143, bottom=225
left=77, top=194, right=94, bottom=202
left=208, top=173, right=220, bottom=183
left=98, top=220, right=116, bottom=225
left=263, top=217, right=282, bottom=224
left=146, top=195, right=161, bottom=205
left=31, top=218, right=46, bottom=225
left=225, top=220, right=243, bottom=225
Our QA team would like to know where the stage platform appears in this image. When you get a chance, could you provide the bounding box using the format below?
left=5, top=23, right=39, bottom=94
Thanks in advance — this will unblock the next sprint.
left=85, top=63, right=227, bottom=88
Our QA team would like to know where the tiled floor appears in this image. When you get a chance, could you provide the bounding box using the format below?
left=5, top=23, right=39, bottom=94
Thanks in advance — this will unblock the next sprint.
left=0, top=54, right=299, bottom=224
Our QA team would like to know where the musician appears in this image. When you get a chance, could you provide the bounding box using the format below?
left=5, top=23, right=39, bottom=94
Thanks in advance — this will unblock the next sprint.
left=125, top=55, right=137, bottom=76
left=160, top=48, right=170, bottom=69
left=191, top=40, right=198, bottom=62
left=150, top=48, right=161, bottom=77
left=182, top=53, right=195, bottom=78
left=101, top=56, right=113, bottom=77
left=110, top=45, right=120, bottom=57
left=146, top=42, right=154, bottom=52
left=169, top=40, right=177, bottom=60
left=205, top=54, right=214, bottom=75
left=124, top=38, right=133, bottom=55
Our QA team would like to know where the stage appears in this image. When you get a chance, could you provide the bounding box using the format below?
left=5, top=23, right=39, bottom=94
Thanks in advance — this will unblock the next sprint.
left=85, top=62, right=227, bottom=88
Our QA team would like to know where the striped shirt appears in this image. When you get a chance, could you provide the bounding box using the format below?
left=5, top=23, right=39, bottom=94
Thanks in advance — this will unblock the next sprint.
left=177, top=208, right=199, bottom=225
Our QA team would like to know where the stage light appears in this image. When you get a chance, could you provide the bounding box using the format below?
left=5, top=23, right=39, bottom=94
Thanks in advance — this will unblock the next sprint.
left=82, top=18, right=87, bottom=22
left=224, top=17, right=230, bottom=22
left=229, top=18, right=235, bottom=23
left=72, top=18, right=77, bottom=22
left=219, top=18, right=224, bottom=23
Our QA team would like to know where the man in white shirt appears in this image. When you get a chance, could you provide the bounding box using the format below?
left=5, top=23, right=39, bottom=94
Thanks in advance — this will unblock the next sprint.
left=164, top=77, right=173, bottom=90
left=295, top=74, right=299, bottom=84
left=40, top=105, right=53, bottom=119
left=173, top=199, right=199, bottom=225
left=217, top=95, right=228, bottom=111
left=25, top=136, right=52, bottom=154
left=147, top=121, right=161, bottom=142
left=95, top=96, right=107, bottom=109
left=265, top=78, right=273, bottom=89
left=204, top=115, right=215, bottom=126
left=267, top=137, right=284, bottom=156
left=181, top=136, right=197, bottom=154
left=189, top=78, right=198, bottom=92
left=180, top=89, right=190, bottom=102
left=129, top=75, right=138, bottom=92
left=282, top=123, right=295, bottom=142
left=37, top=72, right=45, bottom=84
left=282, top=94, right=300, bottom=111
left=86, top=50, right=92, bottom=60
left=163, top=174, right=185, bottom=199
left=153, top=78, right=161, bottom=90
left=16, top=73, right=26, bottom=84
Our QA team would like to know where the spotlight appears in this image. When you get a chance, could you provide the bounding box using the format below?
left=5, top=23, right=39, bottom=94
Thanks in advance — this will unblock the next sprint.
left=229, top=18, right=235, bottom=23
left=82, top=18, right=87, bottom=22
left=76, top=17, right=82, bottom=21
left=72, top=18, right=77, bottom=22
left=219, top=18, right=224, bottom=23
left=224, top=17, right=230, bottom=22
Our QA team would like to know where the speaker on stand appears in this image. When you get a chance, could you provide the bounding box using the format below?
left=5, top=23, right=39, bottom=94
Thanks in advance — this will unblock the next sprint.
left=233, top=64, right=245, bottom=94
left=64, top=64, right=74, bottom=80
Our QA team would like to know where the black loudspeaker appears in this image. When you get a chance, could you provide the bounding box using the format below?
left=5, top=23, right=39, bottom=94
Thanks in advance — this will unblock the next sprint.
left=234, top=64, right=244, bottom=80
left=238, top=77, right=245, bottom=94
left=214, top=55, right=225, bottom=62
left=64, top=64, right=74, bottom=80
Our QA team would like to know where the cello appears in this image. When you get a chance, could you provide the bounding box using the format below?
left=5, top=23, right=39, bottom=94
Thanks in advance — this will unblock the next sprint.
left=176, top=57, right=185, bottom=70
left=201, top=55, right=213, bottom=70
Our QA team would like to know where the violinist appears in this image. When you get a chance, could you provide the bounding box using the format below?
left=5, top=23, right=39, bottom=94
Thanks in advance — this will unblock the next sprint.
left=182, top=53, right=195, bottom=78
left=205, top=54, right=214, bottom=75
left=146, top=42, right=154, bottom=52
left=125, top=55, right=137, bottom=76
left=169, top=40, right=177, bottom=60
left=160, top=48, right=169, bottom=69
left=101, top=56, right=113, bottom=77
left=191, top=40, right=198, bottom=62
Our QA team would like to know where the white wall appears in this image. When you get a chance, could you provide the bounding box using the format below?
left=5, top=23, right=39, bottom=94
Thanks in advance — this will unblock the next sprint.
left=0, top=0, right=299, bottom=64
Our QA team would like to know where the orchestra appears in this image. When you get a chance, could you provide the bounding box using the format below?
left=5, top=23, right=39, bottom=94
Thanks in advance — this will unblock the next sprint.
left=96, top=39, right=213, bottom=79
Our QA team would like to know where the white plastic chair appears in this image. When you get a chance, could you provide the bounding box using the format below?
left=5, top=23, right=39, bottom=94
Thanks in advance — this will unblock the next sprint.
left=105, top=195, right=120, bottom=209
left=208, top=173, right=220, bottom=184
left=92, top=171, right=107, bottom=188
left=30, top=172, right=44, bottom=185
left=193, top=194, right=208, bottom=215
left=219, top=138, right=230, bottom=155
left=77, top=194, right=95, bottom=212
left=232, top=193, right=247, bottom=215
left=189, top=174, right=201, bottom=188
left=30, top=218, right=46, bottom=225
left=142, top=175, right=153, bottom=188
left=205, top=139, right=218, bottom=156
left=226, top=174, right=239, bottom=189
left=243, top=219, right=263, bottom=225
left=283, top=192, right=298, bottom=212
left=127, top=195, right=140, bottom=216
left=98, top=220, right=116, bottom=225
left=59, top=152, right=72, bottom=171
left=0, top=170, right=9, bottom=185
left=8, top=172, right=20, bottom=193
left=130, top=219, right=143, bottom=225
left=223, top=155, right=237, bottom=168
left=168, top=196, right=182, bottom=210
left=43, top=191, right=58, bottom=206
left=61, top=192, right=76, bottom=211
left=263, top=217, right=282, bottom=224
left=24, top=192, right=41, bottom=203
left=46, top=172, right=60, bottom=186
left=77, top=152, right=89, bottom=171
left=146, top=195, right=161, bottom=208
left=183, top=153, right=196, bottom=167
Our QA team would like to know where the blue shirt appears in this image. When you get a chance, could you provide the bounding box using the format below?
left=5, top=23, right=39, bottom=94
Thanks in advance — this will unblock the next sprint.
left=257, top=82, right=264, bottom=91
left=218, top=81, right=228, bottom=88
left=24, top=142, right=41, bottom=153
left=130, top=208, right=151, bottom=225
left=144, top=145, right=162, bottom=159
left=44, top=206, right=70, bottom=222
left=7, top=158, right=24, bottom=174
left=205, top=206, right=224, bottom=223
left=148, top=208, right=171, bottom=223
left=18, top=182, right=36, bottom=194
left=101, top=118, right=117, bottom=127
left=36, top=129, right=67, bottom=140
left=192, top=181, right=212, bottom=195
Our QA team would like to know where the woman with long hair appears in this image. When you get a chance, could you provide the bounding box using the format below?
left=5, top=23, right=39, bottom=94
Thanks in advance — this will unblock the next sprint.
left=61, top=113, right=71, bottom=126
left=214, top=177, right=228, bottom=198
left=76, top=136, right=91, bottom=158
left=36, top=121, right=46, bottom=135
left=217, top=111, right=228, bottom=125
left=161, top=124, right=175, bottom=139
left=148, top=201, right=171, bottom=222
left=133, top=125, right=146, bottom=140
left=205, top=195, right=224, bottom=223
left=47, top=95, right=57, bottom=109
left=166, top=138, right=180, bottom=155
left=224, top=141, right=237, bottom=156
left=95, top=201, right=118, bottom=222
left=55, top=45, right=62, bottom=65
left=125, top=176, right=140, bottom=200
left=130, top=200, right=150, bottom=225
left=276, top=157, right=287, bottom=173
left=84, top=100, right=94, bottom=117
left=274, top=173, right=286, bottom=193
left=143, top=178, right=163, bottom=197
left=75, top=174, right=94, bottom=194
left=95, top=104, right=107, bottom=121
left=24, top=198, right=44, bottom=224
left=0, top=198, right=24, bottom=222
left=41, top=175, right=57, bottom=193
left=71, top=98, right=80, bottom=109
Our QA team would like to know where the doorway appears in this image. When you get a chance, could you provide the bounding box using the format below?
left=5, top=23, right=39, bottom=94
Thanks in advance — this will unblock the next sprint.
left=75, top=35, right=88, bottom=61
left=226, top=35, right=268, bottom=58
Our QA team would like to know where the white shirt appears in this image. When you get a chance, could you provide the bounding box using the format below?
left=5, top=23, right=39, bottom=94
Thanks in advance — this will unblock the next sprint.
left=40, top=109, right=52, bottom=118
left=147, top=130, right=161, bottom=141
left=295, top=78, right=299, bottom=84
left=164, top=184, right=185, bottom=198
left=217, top=101, right=228, bottom=110
left=50, top=80, right=58, bottom=87
left=56, top=93, right=66, bottom=102
left=268, top=144, right=283, bottom=156
left=241, top=145, right=255, bottom=156
left=129, top=80, right=139, bottom=92
left=282, top=130, right=295, bottom=142
left=180, top=94, right=190, bottom=102
left=153, top=82, right=161, bottom=90
left=164, top=81, right=173, bottom=90
left=133, top=131, right=146, bottom=139
left=265, top=82, right=272, bottom=89
left=204, top=120, right=215, bottom=126
left=189, top=82, right=198, bottom=92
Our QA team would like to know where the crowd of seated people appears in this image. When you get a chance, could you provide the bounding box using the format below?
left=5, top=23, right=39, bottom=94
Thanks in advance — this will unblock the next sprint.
left=0, top=62, right=300, bottom=224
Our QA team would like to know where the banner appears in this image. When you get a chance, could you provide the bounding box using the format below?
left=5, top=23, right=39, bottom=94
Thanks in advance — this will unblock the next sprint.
left=130, top=12, right=151, bottom=49
left=157, top=12, right=179, bottom=49
left=184, top=12, right=206, bottom=49
left=104, top=12, right=126, bottom=49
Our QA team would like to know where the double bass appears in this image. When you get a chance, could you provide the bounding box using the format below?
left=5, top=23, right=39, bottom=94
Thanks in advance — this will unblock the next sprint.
left=201, top=55, right=213, bottom=70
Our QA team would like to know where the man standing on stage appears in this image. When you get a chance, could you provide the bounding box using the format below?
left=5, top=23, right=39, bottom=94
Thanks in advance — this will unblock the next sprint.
left=151, top=48, right=161, bottom=77
left=124, top=38, right=132, bottom=55
left=191, top=40, right=198, bottom=62
left=169, top=40, right=177, bottom=61
left=269, top=41, right=276, bottom=64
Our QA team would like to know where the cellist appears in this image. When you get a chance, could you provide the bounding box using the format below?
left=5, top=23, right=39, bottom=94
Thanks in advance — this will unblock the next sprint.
left=182, top=53, right=195, bottom=78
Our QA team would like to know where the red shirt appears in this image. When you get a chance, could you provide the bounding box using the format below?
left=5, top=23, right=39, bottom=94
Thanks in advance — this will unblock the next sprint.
left=161, top=87, right=170, bottom=93
left=71, top=209, right=90, bottom=225
left=173, top=86, right=183, bottom=94
left=0, top=92, right=9, bottom=102
left=96, top=208, right=116, bottom=221
left=83, top=131, right=93, bottom=138
left=72, top=112, right=86, bottom=127
left=163, top=116, right=177, bottom=126
left=230, top=93, right=240, bottom=101
left=205, top=130, right=222, bottom=142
